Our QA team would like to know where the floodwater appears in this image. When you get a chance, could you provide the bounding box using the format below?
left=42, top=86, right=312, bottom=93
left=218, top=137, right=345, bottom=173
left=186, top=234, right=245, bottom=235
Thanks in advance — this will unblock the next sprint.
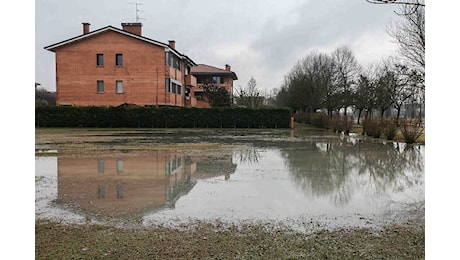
left=35, top=128, right=424, bottom=232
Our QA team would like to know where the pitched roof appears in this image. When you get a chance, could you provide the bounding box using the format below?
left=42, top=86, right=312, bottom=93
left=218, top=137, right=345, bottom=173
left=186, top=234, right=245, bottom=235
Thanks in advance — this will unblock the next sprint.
left=44, top=25, right=196, bottom=66
left=191, top=64, right=238, bottom=80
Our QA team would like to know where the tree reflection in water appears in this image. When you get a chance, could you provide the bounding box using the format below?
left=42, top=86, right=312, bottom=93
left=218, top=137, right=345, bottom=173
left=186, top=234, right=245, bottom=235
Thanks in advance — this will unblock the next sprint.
left=280, top=138, right=424, bottom=207
left=233, top=148, right=261, bottom=164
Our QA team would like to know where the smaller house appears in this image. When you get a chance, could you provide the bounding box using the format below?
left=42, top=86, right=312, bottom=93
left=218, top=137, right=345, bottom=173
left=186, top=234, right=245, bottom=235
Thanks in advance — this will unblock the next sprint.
left=190, top=64, right=238, bottom=107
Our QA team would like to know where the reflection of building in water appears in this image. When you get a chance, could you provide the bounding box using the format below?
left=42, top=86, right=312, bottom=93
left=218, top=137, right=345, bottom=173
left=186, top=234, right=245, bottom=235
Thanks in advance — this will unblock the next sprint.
left=190, top=154, right=237, bottom=181
left=57, top=151, right=236, bottom=219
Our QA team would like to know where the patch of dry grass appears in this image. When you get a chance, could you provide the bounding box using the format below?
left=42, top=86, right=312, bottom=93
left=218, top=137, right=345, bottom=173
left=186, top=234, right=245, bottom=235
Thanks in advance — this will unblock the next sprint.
left=35, top=220, right=424, bottom=259
left=350, top=124, right=425, bottom=144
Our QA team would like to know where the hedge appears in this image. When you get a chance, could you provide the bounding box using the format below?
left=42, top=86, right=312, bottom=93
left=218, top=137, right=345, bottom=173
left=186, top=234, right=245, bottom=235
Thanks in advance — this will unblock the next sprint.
left=35, top=106, right=291, bottom=128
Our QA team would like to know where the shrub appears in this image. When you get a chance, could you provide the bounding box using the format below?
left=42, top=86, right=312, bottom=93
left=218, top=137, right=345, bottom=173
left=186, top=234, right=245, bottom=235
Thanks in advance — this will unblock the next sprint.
left=309, top=113, right=330, bottom=129
left=363, top=118, right=382, bottom=138
left=400, top=119, right=424, bottom=144
left=330, top=115, right=353, bottom=134
left=293, top=112, right=310, bottom=124
left=382, top=119, right=398, bottom=140
left=35, top=106, right=291, bottom=129
left=301, top=113, right=353, bottom=135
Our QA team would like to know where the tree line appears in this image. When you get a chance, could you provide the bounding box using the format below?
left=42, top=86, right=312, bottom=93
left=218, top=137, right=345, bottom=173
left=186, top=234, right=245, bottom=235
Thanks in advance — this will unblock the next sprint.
left=276, top=47, right=424, bottom=125
left=275, top=1, right=424, bottom=125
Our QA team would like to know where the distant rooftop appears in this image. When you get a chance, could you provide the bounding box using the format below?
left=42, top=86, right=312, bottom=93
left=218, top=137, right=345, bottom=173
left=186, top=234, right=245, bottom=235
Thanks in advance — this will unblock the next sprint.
left=191, top=64, right=238, bottom=80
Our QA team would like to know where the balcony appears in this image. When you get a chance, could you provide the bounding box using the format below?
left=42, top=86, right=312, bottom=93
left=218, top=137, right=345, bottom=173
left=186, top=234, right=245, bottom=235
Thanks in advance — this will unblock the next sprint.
left=185, top=74, right=197, bottom=87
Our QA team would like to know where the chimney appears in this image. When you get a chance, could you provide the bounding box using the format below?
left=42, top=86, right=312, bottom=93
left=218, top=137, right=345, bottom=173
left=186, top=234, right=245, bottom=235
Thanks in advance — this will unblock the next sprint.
left=225, top=64, right=231, bottom=71
left=121, top=22, right=142, bottom=36
left=82, top=22, right=90, bottom=34
left=168, top=40, right=176, bottom=49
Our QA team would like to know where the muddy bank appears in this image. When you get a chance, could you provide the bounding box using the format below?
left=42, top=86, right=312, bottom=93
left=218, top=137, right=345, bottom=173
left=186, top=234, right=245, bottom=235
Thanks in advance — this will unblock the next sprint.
left=36, top=219, right=424, bottom=259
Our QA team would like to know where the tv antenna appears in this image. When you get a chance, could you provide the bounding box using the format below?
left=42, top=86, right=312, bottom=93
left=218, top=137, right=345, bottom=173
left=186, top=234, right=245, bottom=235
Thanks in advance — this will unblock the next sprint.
left=129, top=2, right=145, bottom=22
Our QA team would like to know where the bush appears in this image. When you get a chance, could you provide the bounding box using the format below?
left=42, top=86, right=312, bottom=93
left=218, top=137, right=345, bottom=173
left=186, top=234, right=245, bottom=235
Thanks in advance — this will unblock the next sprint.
left=400, top=119, right=424, bottom=144
left=293, top=112, right=311, bottom=124
left=309, top=113, right=330, bottom=129
left=330, top=115, right=353, bottom=134
left=363, top=118, right=382, bottom=138
left=298, top=113, right=353, bottom=135
left=35, top=106, right=291, bottom=128
left=382, top=119, right=398, bottom=140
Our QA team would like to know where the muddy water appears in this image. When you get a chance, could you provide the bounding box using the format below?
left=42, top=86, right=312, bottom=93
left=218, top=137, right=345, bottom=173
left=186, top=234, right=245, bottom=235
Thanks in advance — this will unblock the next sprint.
left=35, top=128, right=424, bottom=232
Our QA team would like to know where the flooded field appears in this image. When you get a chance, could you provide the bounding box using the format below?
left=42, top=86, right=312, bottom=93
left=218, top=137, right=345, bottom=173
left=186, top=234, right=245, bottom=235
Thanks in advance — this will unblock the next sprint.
left=35, top=127, right=424, bottom=233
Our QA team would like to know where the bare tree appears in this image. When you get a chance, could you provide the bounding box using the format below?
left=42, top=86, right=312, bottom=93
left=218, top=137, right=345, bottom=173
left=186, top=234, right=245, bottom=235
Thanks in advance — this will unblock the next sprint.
left=331, top=46, right=361, bottom=116
left=280, top=57, right=320, bottom=113
left=374, top=63, right=395, bottom=118
left=366, top=0, right=425, bottom=75
left=312, top=53, right=339, bottom=115
left=35, top=88, right=56, bottom=107
left=389, top=63, right=421, bottom=125
left=236, top=76, right=264, bottom=108
left=365, top=0, right=424, bottom=8
left=262, top=88, right=278, bottom=107
left=354, top=74, right=374, bottom=123
left=277, top=50, right=342, bottom=115
left=388, top=4, right=425, bottom=76
left=203, top=84, right=231, bottom=107
left=355, top=62, right=380, bottom=120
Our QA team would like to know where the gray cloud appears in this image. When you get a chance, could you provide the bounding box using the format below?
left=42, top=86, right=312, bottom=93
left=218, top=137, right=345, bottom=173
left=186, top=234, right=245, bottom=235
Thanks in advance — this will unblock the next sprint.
left=250, top=1, right=398, bottom=70
left=36, top=0, right=398, bottom=92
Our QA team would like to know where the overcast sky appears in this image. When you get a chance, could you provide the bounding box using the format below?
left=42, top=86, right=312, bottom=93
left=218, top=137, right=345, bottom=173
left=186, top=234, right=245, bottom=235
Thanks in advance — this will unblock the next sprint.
left=35, top=0, right=402, bottom=93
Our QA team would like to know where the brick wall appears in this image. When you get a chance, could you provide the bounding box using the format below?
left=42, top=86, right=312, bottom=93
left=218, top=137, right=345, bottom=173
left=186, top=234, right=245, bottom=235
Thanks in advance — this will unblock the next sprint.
left=55, top=30, right=185, bottom=107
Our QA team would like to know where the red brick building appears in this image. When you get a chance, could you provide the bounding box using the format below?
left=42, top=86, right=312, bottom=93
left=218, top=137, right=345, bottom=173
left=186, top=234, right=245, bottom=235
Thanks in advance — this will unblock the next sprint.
left=45, top=22, right=199, bottom=107
left=191, top=64, right=238, bottom=107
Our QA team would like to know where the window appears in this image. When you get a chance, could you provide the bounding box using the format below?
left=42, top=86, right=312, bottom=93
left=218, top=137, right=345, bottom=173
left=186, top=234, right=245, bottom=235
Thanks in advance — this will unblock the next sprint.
left=165, top=78, right=171, bottom=93
left=116, top=159, right=124, bottom=174
left=116, top=80, right=123, bottom=94
left=165, top=52, right=180, bottom=70
left=212, top=76, right=224, bottom=84
left=97, top=80, right=104, bottom=93
left=166, top=156, right=182, bottom=175
left=98, top=186, right=105, bottom=198
left=197, top=76, right=220, bottom=85
left=174, top=57, right=180, bottom=70
left=96, top=53, right=104, bottom=66
left=115, top=53, right=123, bottom=66
left=98, top=160, right=105, bottom=173
left=166, top=79, right=182, bottom=95
left=117, top=185, right=125, bottom=199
